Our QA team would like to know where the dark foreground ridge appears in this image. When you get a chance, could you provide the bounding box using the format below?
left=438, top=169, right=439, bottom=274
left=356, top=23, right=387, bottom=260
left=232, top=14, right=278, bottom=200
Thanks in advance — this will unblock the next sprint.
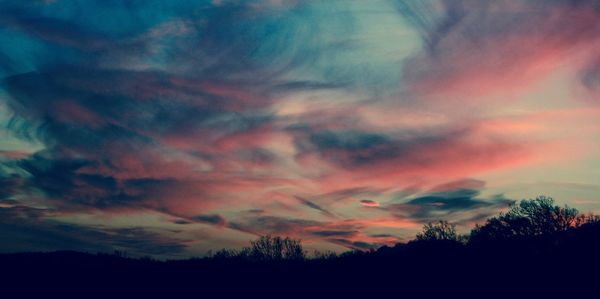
left=2, top=196, right=600, bottom=296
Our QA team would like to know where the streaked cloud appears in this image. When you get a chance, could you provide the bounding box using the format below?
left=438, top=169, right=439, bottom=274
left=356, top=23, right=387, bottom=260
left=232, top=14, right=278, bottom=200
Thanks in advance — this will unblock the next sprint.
left=1, top=0, right=599, bottom=257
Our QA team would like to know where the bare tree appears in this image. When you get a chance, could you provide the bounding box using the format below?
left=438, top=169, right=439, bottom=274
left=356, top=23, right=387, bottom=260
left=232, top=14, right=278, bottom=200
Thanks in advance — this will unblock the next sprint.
left=416, top=221, right=458, bottom=241
left=250, top=235, right=305, bottom=261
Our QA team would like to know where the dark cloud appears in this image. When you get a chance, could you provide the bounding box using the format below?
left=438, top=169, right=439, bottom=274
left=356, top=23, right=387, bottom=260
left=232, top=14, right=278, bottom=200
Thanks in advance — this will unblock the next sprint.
left=12, top=152, right=196, bottom=211
left=191, top=214, right=227, bottom=227
left=0, top=204, right=48, bottom=220
left=0, top=1, right=333, bottom=78
left=0, top=175, right=23, bottom=200
left=395, top=0, right=462, bottom=51
left=369, top=233, right=399, bottom=239
left=313, top=187, right=385, bottom=204
left=295, top=196, right=336, bottom=218
left=228, top=216, right=322, bottom=236
left=0, top=8, right=130, bottom=53
left=173, top=219, right=192, bottom=225
left=297, top=130, right=401, bottom=167
left=290, top=125, right=524, bottom=179
left=236, top=148, right=277, bottom=165
left=0, top=65, right=277, bottom=212
left=581, top=57, right=600, bottom=97
left=17, top=154, right=128, bottom=206
left=312, top=230, right=358, bottom=237
left=329, top=238, right=377, bottom=250
left=428, top=179, right=486, bottom=193
left=409, top=190, right=486, bottom=210
left=385, top=179, right=513, bottom=220
left=0, top=205, right=186, bottom=257
left=0, top=1, right=334, bottom=215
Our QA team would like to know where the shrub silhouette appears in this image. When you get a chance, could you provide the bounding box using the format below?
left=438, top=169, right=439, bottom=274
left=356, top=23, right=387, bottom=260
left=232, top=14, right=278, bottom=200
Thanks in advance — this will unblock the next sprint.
left=209, top=249, right=244, bottom=260
left=312, top=250, right=338, bottom=260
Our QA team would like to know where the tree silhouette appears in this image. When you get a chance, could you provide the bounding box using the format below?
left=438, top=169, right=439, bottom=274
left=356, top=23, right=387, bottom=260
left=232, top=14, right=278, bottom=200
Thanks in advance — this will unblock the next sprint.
left=470, top=196, right=593, bottom=244
left=249, top=235, right=305, bottom=261
left=415, top=220, right=458, bottom=242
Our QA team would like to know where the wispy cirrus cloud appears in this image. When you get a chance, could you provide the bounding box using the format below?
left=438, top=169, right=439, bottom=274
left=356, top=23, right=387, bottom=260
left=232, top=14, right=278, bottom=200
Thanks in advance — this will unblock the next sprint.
left=1, top=0, right=599, bottom=257
left=368, top=179, right=515, bottom=234
left=397, top=0, right=600, bottom=100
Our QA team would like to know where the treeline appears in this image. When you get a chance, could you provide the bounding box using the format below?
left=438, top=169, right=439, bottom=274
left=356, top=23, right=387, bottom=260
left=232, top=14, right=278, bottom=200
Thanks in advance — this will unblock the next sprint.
left=201, top=196, right=600, bottom=262
left=2, top=196, right=600, bottom=296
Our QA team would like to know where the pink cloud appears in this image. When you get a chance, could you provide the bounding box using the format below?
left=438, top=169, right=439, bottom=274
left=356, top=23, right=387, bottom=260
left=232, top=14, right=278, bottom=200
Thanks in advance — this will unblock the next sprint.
left=360, top=200, right=380, bottom=207
left=402, top=2, right=600, bottom=99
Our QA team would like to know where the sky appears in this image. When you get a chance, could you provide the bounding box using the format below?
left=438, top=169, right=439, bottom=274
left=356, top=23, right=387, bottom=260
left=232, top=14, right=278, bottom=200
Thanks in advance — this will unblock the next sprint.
left=1, top=0, right=600, bottom=258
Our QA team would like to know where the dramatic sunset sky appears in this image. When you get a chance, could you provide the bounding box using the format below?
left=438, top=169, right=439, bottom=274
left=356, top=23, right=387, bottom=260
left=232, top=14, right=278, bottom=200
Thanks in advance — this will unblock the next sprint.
left=1, top=0, right=600, bottom=258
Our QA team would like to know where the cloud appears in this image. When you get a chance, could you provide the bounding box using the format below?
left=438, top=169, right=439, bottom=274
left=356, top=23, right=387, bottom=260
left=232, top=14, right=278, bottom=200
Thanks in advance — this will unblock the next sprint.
left=228, top=214, right=417, bottom=250
left=397, top=0, right=600, bottom=98
left=0, top=0, right=377, bottom=222
left=581, top=57, right=600, bottom=99
left=0, top=205, right=186, bottom=257
left=291, top=125, right=529, bottom=189
left=0, top=0, right=598, bottom=256
left=191, top=214, right=227, bottom=227
left=228, top=216, right=323, bottom=236
left=360, top=200, right=380, bottom=207
left=329, top=238, right=377, bottom=250
left=312, top=187, right=385, bottom=205
left=0, top=54, right=283, bottom=216
left=385, top=179, right=514, bottom=220
left=428, top=179, right=486, bottom=193
left=312, top=230, right=358, bottom=237
left=295, top=196, right=336, bottom=218
left=0, top=175, right=23, bottom=200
